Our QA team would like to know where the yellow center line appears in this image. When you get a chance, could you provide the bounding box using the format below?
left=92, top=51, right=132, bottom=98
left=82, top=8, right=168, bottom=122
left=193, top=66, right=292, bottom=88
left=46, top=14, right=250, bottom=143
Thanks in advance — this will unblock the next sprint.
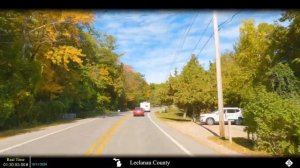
left=94, top=115, right=130, bottom=155
left=85, top=113, right=130, bottom=156
left=85, top=126, right=113, bottom=155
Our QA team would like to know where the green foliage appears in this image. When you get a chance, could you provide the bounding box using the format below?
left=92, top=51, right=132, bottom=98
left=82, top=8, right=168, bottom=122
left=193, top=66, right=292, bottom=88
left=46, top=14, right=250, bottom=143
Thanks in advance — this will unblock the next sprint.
left=242, top=89, right=300, bottom=155
left=1, top=10, right=299, bottom=156
left=0, top=99, right=14, bottom=128
left=235, top=20, right=274, bottom=85
left=122, top=65, right=150, bottom=109
left=174, top=55, right=216, bottom=113
left=210, top=53, right=252, bottom=107
left=149, top=83, right=164, bottom=106
left=157, top=55, right=217, bottom=121
left=0, top=10, right=149, bottom=131
left=32, top=100, right=67, bottom=123
left=271, top=10, right=300, bottom=78
left=152, top=10, right=300, bottom=156
left=266, top=63, right=299, bottom=98
left=157, top=75, right=177, bottom=106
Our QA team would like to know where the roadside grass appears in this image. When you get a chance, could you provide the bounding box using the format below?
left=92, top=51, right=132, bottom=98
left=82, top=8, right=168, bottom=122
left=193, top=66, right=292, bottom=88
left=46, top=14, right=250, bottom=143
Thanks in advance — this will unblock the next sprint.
left=155, top=107, right=270, bottom=156
left=0, top=118, right=79, bottom=139
left=208, top=136, right=271, bottom=156
left=155, top=108, right=191, bottom=122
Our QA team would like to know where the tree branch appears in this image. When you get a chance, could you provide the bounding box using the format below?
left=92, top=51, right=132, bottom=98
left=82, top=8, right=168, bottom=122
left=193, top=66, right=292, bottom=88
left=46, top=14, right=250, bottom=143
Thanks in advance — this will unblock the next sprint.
left=28, top=21, right=72, bottom=34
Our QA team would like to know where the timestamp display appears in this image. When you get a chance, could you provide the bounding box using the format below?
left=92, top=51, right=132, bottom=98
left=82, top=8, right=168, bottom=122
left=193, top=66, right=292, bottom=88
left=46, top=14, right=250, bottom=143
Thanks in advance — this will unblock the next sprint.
left=1, top=157, right=30, bottom=167
left=2, top=162, right=29, bottom=167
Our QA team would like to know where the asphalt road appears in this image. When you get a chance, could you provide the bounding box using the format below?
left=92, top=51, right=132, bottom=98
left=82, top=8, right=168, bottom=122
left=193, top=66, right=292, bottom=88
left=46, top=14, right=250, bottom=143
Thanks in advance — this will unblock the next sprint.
left=0, top=107, right=218, bottom=156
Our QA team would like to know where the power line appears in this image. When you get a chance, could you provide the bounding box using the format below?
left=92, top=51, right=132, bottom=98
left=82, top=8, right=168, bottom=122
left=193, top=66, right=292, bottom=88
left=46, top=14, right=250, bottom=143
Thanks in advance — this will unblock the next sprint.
left=178, top=13, right=199, bottom=53
left=168, top=13, right=199, bottom=75
left=218, top=11, right=241, bottom=31
left=196, top=32, right=214, bottom=57
left=191, top=18, right=212, bottom=54
left=170, top=17, right=213, bottom=73
left=196, top=11, right=241, bottom=58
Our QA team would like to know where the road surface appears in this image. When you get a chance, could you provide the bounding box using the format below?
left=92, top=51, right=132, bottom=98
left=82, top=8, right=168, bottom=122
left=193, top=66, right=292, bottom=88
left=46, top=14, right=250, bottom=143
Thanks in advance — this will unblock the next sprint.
left=0, top=107, right=218, bottom=156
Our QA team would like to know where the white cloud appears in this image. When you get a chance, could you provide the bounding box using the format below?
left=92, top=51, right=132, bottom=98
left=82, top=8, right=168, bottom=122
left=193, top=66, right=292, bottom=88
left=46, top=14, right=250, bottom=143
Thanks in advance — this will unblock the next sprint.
left=219, top=25, right=240, bottom=39
left=93, top=10, right=283, bottom=84
left=106, top=22, right=123, bottom=29
left=220, top=42, right=235, bottom=53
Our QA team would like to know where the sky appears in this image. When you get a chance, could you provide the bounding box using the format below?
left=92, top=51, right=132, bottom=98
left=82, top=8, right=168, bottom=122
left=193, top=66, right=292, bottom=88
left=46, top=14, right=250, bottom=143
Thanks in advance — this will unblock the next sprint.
left=93, top=10, right=287, bottom=84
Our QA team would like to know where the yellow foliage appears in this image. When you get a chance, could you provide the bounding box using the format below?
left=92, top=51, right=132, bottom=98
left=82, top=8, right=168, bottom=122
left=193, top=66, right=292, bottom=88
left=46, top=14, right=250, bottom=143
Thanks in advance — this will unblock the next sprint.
left=28, top=10, right=94, bottom=47
left=126, top=95, right=135, bottom=102
left=88, top=65, right=113, bottom=86
left=62, top=31, right=71, bottom=38
left=45, top=26, right=57, bottom=41
left=98, top=67, right=112, bottom=84
left=16, top=91, right=31, bottom=99
left=97, top=94, right=111, bottom=106
left=61, top=11, right=94, bottom=24
left=45, top=45, right=85, bottom=71
left=40, top=83, right=64, bottom=94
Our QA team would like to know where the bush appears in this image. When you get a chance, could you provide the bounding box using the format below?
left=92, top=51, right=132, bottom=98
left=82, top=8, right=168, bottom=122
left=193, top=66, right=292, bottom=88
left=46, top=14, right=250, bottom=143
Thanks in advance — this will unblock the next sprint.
left=13, top=91, right=35, bottom=126
left=242, top=90, right=300, bottom=156
left=266, top=63, right=299, bottom=98
left=0, top=98, right=14, bottom=129
left=33, top=100, right=67, bottom=123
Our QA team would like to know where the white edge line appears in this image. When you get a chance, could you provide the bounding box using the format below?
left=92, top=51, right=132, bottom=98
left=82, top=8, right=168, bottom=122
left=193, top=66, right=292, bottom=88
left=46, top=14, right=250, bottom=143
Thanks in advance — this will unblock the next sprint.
left=0, top=118, right=98, bottom=154
left=147, top=113, right=193, bottom=156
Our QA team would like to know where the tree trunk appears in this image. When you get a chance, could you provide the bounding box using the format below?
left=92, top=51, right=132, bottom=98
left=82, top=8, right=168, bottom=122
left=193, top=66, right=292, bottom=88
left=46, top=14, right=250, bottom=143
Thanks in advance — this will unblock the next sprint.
left=183, top=108, right=187, bottom=119
left=22, top=16, right=28, bottom=60
left=31, top=44, right=41, bottom=61
left=247, top=131, right=250, bottom=140
left=22, top=29, right=26, bottom=60
left=192, top=106, right=196, bottom=122
left=251, top=133, right=255, bottom=141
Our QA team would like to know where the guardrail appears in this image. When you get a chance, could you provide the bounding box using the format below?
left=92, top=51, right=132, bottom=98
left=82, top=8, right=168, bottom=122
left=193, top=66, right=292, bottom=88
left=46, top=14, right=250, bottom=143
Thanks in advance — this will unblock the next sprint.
left=63, top=113, right=77, bottom=119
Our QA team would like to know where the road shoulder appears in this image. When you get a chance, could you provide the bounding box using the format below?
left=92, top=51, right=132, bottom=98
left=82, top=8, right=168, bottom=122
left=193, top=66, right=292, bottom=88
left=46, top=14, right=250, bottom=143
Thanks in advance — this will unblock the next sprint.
left=155, top=117, right=242, bottom=155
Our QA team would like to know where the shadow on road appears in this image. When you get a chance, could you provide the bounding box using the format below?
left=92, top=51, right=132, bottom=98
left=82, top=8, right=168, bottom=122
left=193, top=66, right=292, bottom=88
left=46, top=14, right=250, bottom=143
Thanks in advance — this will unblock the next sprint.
left=96, top=112, right=127, bottom=118
left=232, top=137, right=255, bottom=150
left=160, top=117, right=191, bottom=122
left=197, top=124, right=219, bottom=137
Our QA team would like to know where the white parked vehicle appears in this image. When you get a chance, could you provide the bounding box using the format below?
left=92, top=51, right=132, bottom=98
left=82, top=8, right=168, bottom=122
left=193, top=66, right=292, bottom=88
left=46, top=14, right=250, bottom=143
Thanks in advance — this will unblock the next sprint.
left=140, top=101, right=150, bottom=112
left=199, top=107, right=243, bottom=125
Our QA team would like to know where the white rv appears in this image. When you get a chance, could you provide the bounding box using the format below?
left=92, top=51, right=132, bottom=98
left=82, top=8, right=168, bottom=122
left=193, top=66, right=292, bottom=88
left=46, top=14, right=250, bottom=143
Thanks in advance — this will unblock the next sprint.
left=140, top=102, right=150, bottom=112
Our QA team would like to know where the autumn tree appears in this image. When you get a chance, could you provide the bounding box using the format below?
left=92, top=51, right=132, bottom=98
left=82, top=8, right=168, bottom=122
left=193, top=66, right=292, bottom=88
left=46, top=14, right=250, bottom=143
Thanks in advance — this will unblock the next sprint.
left=122, top=65, right=150, bottom=109
left=271, top=10, right=300, bottom=78
left=0, top=10, right=149, bottom=129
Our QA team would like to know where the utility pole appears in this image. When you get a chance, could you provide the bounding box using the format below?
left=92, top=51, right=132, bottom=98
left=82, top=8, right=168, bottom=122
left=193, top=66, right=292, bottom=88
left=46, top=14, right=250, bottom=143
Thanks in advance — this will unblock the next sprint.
left=213, top=11, right=225, bottom=138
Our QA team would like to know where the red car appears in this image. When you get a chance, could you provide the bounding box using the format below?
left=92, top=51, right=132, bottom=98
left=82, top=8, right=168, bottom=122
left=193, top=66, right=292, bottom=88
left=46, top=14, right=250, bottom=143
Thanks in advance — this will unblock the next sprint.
left=133, top=107, right=145, bottom=117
